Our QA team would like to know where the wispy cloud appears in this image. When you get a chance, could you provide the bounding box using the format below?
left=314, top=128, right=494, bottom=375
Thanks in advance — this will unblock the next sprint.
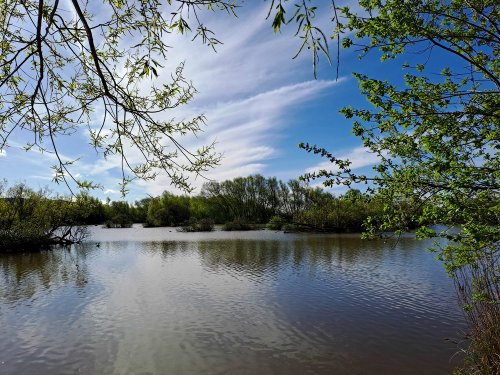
left=140, top=79, right=343, bottom=196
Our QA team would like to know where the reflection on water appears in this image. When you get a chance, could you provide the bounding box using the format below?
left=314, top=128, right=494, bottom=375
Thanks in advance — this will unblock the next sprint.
left=0, top=228, right=466, bottom=375
left=0, top=248, right=91, bottom=303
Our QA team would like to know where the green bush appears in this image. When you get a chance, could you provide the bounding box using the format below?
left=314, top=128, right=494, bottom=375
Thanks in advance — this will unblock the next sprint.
left=105, top=214, right=133, bottom=228
left=267, top=215, right=286, bottom=230
left=180, top=218, right=214, bottom=232
left=223, top=218, right=253, bottom=231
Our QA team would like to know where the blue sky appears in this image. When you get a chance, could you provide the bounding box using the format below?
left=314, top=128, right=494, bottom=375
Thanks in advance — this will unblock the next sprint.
left=0, top=2, right=403, bottom=201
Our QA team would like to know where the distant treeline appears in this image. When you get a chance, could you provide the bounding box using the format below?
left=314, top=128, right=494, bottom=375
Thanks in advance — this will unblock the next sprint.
left=2, top=175, right=497, bottom=251
left=74, top=175, right=397, bottom=232
left=0, top=175, right=422, bottom=232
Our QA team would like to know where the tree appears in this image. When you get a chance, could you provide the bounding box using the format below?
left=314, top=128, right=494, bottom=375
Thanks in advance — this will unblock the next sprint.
left=0, top=0, right=243, bottom=194
left=292, top=0, right=499, bottom=371
left=0, top=181, right=89, bottom=250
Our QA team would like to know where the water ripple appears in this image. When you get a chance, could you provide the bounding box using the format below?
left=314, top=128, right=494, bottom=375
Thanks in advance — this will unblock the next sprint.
left=0, top=229, right=466, bottom=375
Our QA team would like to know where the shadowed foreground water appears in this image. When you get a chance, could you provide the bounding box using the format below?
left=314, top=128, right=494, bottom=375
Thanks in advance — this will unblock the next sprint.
left=0, top=227, right=467, bottom=374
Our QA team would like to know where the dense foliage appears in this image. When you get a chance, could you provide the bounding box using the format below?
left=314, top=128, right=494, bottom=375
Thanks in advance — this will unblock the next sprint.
left=289, top=0, right=499, bottom=372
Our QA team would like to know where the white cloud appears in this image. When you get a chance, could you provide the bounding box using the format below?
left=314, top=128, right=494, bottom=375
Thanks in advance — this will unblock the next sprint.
left=0, top=149, right=6, bottom=157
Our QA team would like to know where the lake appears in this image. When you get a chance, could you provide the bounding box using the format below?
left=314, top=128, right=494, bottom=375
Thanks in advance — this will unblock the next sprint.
left=0, top=226, right=467, bottom=374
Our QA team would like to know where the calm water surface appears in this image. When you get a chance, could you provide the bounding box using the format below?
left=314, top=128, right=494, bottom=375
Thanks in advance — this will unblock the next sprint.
left=0, top=226, right=467, bottom=374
